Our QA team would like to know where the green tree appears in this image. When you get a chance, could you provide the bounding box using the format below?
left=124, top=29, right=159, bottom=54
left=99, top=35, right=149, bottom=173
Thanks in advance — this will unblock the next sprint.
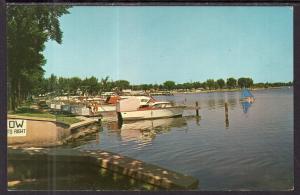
left=114, top=80, right=130, bottom=91
left=69, top=77, right=82, bottom=94
left=48, top=74, right=58, bottom=93
left=139, top=84, right=153, bottom=91
left=193, top=81, right=202, bottom=89
left=100, top=76, right=110, bottom=92
left=201, top=82, right=208, bottom=89
left=206, top=79, right=215, bottom=90
left=226, top=77, right=237, bottom=89
left=7, top=5, right=70, bottom=110
left=182, top=82, right=193, bottom=90
left=57, top=77, right=70, bottom=94
left=247, top=78, right=254, bottom=88
left=175, top=83, right=183, bottom=90
left=107, top=80, right=116, bottom=92
left=238, top=77, right=253, bottom=88
left=163, top=81, right=176, bottom=90
left=216, top=79, right=225, bottom=89
left=254, top=82, right=265, bottom=88
left=82, top=77, right=99, bottom=96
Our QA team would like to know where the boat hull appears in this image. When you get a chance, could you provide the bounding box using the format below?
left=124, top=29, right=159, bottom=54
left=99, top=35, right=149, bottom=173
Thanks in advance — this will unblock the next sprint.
left=97, top=105, right=116, bottom=112
left=118, top=107, right=185, bottom=121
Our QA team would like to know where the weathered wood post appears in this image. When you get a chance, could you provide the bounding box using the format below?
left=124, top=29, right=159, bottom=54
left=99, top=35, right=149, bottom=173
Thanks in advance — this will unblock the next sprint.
left=225, top=102, right=229, bottom=127
left=195, top=101, right=199, bottom=117
left=96, top=131, right=99, bottom=144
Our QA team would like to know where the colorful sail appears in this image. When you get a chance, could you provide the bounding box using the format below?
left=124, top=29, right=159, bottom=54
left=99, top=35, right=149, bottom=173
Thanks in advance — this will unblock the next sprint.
left=241, top=88, right=254, bottom=99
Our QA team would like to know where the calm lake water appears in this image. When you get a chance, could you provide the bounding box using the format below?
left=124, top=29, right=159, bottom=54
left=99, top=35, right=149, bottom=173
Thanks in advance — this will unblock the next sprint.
left=78, top=87, right=293, bottom=190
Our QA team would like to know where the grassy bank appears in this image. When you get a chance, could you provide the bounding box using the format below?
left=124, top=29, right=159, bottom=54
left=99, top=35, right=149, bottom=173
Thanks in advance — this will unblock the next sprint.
left=8, top=107, right=82, bottom=125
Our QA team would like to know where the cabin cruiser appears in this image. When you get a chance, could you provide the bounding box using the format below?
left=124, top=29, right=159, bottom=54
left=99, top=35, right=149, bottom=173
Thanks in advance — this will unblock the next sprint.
left=96, top=95, right=152, bottom=112
left=116, top=96, right=185, bottom=121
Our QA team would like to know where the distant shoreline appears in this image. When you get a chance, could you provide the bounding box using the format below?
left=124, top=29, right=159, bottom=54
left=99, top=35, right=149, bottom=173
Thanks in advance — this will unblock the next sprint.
left=155, top=86, right=291, bottom=95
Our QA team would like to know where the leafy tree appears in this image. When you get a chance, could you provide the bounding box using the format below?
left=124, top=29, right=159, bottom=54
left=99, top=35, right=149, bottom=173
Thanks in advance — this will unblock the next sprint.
left=7, top=5, right=70, bottom=110
left=226, top=77, right=237, bottom=89
left=206, top=79, right=215, bottom=90
left=107, top=80, right=116, bottom=92
left=264, top=82, right=269, bottom=88
left=217, top=79, right=225, bottom=89
left=182, top=82, right=193, bottom=90
left=69, top=77, right=82, bottom=94
left=247, top=78, right=254, bottom=88
left=99, top=76, right=110, bottom=92
left=115, top=80, right=130, bottom=91
left=36, top=77, right=49, bottom=96
left=175, top=83, right=183, bottom=90
left=138, top=84, right=153, bottom=91
left=158, top=84, right=164, bottom=90
left=254, top=82, right=265, bottom=88
left=163, top=81, right=176, bottom=90
left=57, top=77, right=70, bottom=94
left=48, top=74, right=58, bottom=93
left=193, top=81, right=202, bottom=89
left=201, top=82, right=208, bottom=89
left=238, top=77, right=253, bottom=88
left=82, top=77, right=99, bottom=95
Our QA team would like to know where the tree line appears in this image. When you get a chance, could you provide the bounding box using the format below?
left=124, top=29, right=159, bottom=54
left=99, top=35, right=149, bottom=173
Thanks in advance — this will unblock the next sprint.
left=35, top=75, right=293, bottom=96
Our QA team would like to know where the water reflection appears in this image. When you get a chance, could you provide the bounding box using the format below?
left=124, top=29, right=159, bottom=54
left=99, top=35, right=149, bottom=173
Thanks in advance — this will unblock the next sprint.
left=117, top=118, right=187, bottom=144
left=241, top=101, right=253, bottom=113
left=226, top=92, right=239, bottom=109
left=207, top=98, right=216, bottom=110
left=227, top=97, right=237, bottom=109
left=79, top=89, right=293, bottom=190
left=217, top=98, right=225, bottom=108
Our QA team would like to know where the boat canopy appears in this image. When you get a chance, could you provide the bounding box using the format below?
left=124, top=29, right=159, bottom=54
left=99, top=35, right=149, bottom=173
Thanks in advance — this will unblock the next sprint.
left=241, top=88, right=254, bottom=99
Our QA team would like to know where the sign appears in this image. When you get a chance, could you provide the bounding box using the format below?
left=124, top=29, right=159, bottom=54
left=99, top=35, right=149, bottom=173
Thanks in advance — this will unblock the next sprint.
left=7, top=119, right=27, bottom=137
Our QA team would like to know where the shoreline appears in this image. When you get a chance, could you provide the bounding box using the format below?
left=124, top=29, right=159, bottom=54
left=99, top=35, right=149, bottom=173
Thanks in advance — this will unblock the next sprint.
left=162, top=86, right=290, bottom=95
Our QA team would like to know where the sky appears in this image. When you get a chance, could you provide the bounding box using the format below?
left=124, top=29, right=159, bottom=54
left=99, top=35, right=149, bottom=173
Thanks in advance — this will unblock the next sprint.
left=43, top=6, right=293, bottom=84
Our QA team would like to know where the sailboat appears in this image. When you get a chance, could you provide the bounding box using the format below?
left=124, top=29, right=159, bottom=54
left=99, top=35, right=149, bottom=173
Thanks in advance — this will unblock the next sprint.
left=240, top=88, right=255, bottom=103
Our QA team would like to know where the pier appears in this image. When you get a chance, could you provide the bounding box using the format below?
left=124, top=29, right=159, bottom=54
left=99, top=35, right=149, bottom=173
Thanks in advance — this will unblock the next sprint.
left=7, top=114, right=100, bottom=147
left=8, top=148, right=199, bottom=190
left=7, top=114, right=199, bottom=190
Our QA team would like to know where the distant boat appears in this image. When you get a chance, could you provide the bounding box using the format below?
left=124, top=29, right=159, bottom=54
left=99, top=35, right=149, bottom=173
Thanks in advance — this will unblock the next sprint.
left=240, top=88, right=255, bottom=103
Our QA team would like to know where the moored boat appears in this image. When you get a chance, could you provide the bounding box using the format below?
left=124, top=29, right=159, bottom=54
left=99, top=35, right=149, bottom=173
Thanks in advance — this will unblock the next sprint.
left=116, top=97, right=185, bottom=121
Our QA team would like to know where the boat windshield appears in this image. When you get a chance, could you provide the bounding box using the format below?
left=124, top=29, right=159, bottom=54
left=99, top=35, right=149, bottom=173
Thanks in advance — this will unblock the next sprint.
left=152, top=103, right=172, bottom=108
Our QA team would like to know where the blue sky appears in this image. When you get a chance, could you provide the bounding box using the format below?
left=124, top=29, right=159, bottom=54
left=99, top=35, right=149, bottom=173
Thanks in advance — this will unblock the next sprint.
left=43, top=6, right=293, bottom=84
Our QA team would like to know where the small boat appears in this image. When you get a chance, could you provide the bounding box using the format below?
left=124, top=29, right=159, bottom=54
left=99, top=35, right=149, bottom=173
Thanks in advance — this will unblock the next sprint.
left=116, top=97, right=185, bottom=121
left=240, top=88, right=255, bottom=103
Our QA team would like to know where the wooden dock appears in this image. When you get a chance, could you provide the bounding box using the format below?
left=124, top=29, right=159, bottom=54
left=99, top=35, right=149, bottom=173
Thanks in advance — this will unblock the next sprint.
left=8, top=148, right=199, bottom=190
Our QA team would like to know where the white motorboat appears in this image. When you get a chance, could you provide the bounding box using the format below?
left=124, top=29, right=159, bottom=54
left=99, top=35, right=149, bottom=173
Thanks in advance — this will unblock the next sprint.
left=116, top=97, right=185, bottom=121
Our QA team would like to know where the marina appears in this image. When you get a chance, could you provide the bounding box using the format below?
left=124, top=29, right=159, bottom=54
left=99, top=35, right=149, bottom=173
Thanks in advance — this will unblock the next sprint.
left=7, top=87, right=293, bottom=190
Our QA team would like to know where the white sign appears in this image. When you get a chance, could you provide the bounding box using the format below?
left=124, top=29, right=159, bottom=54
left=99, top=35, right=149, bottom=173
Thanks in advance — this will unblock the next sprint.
left=7, top=119, right=27, bottom=137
